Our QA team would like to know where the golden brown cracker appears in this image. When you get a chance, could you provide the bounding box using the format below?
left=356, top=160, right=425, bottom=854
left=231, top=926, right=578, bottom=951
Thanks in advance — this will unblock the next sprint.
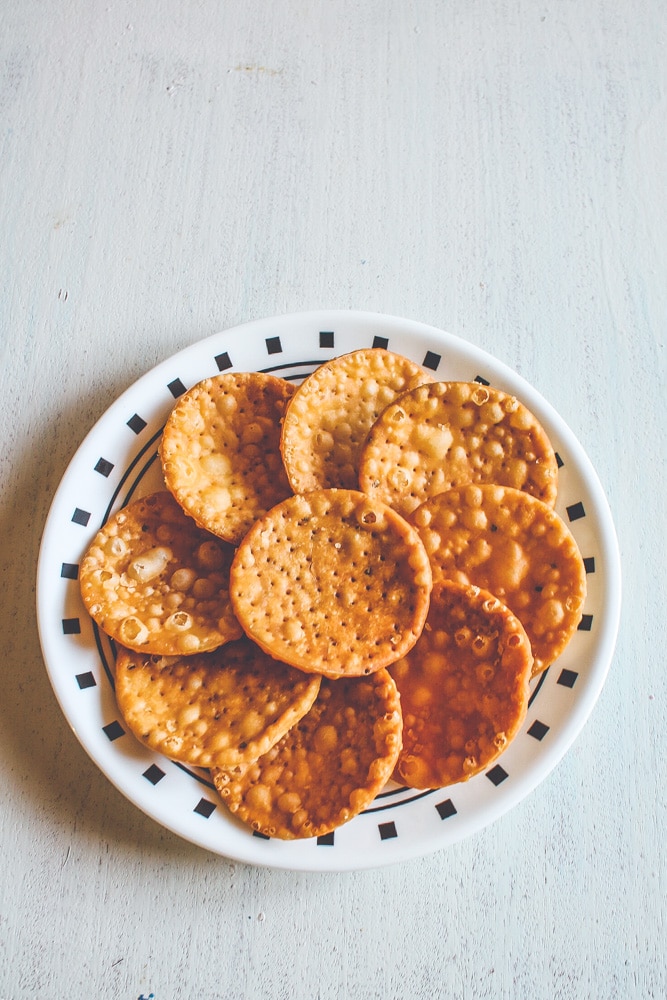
left=280, top=348, right=434, bottom=492
left=212, top=670, right=402, bottom=839
left=411, top=484, right=587, bottom=674
left=114, top=639, right=321, bottom=769
left=391, top=579, right=533, bottom=789
left=160, top=371, right=295, bottom=545
left=79, top=491, right=241, bottom=654
left=358, top=380, right=558, bottom=517
left=229, top=488, right=432, bottom=678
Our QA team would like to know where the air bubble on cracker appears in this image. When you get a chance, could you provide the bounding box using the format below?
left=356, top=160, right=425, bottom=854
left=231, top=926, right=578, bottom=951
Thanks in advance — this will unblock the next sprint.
left=119, top=616, right=149, bottom=645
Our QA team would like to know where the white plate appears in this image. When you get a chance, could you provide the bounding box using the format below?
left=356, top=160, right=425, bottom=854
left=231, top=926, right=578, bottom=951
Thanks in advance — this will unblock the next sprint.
left=36, top=311, right=621, bottom=871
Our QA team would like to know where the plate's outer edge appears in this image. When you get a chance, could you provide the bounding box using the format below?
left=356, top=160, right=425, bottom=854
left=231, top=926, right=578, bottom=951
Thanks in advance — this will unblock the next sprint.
left=36, top=310, right=622, bottom=871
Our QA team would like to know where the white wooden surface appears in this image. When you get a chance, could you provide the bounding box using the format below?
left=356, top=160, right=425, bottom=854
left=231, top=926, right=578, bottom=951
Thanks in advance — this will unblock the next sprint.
left=1, top=1, right=665, bottom=996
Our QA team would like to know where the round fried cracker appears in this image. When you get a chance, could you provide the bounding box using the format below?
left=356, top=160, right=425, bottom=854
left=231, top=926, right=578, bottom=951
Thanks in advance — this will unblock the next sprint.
left=358, top=380, right=558, bottom=517
left=391, top=579, right=533, bottom=789
left=229, top=488, right=432, bottom=679
left=411, top=484, right=587, bottom=675
left=79, top=491, right=242, bottom=655
left=212, top=670, right=402, bottom=839
left=160, top=371, right=295, bottom=545
left=114, top=639, right=321, bottom=769
left=280, top=348, right=434, bottom=492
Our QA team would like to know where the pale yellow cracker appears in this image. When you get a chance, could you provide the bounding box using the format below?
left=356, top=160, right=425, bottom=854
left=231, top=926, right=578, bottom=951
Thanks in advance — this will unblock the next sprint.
left=391, top=579, right=533, bottom=790
left=160, top=371, right=295, bottom=545
left=358, top=380, right=558, bottom=517
left=114, top=639, right=321, bottom=769
left=212, top=670, right=402, bottom=839
left=79, top=491, right=242, bottom=654
left=229, top=488, right=432, bottom=679
left=280, top=348, right=434, bottom=492
left=411, top=484, right=587, bottom=675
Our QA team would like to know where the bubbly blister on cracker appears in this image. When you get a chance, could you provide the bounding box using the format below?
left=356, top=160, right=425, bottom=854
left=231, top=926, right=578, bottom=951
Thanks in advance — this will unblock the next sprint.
left=212, top=670, right=402, bottom=840
left=280, top=347, right=434, bottom=493
left=391, top=579, right=533, bottom=789
left=410, top=484, right=587, bottom=675
left=114, top=639, right=321, bottom=769
left=358, top=380, right=559, bottom=517
left=229, top=487, right=433, bottom=679
left=160, top=371, right=295, bottom=545
left=79, top=491, right=242, bottom=655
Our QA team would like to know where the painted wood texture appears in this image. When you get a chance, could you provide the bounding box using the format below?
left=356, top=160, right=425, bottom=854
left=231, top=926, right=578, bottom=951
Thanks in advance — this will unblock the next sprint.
left=1, top=1, right=665, bottom=997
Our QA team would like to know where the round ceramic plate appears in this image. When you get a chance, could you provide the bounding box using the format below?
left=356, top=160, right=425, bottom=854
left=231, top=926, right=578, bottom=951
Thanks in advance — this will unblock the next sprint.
left=36, top=311, right=621, bottom=871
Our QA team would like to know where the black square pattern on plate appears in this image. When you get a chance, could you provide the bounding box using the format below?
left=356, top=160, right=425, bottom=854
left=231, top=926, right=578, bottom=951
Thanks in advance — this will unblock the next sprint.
left=474, top=374, right=490, bottom=386
left=266, top=336, right=282, bottom=355
left=62, top=618, right=81, bottom=635
left=584, top=556, right=596, bottom=574
left=379, top=821, right=397, bottom=841
left=60, top=562, right=79, bottom=580
left=566, top=501, right=586, bottom=522
left=76, top=671, right=96, bottom=690
left=372, top=336, right=389, bottom=349
left=557, top=668, right=578, bottom=688
left=252, top=830, right=270, bottom=840
left=319, top=331, right=334, bottom=348
left=436, top=798, right=457, bottom=820
left=72, top=508, right=91, bottom=527
left=95, top=458, right=114, bottom=477
left=556, top=452, right=564, bottom=469
left=486, top=764, right=508, bottom=786
left=102, top=720, right=125, bottom=742
left=168, top=378, right=187, bottom=398
left=127, top=414, right=147, bottom=434
left=527, top=719, right=550, bottom=741
left=143, top=764, right=166, bottom=785
left=423, top=351, right=441, bottom=371
left=193, top=798, right=217, bottom=818
left=215, top=351, right=233, bottom=371
left=317, top=832, right=335, bottom=846
left=578, top=614, right=593, bottom=632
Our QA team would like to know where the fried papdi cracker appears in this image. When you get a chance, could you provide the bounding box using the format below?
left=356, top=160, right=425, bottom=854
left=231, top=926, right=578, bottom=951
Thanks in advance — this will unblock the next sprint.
left=280, top=348, right=434, bottom=492
left=79, top=491, right=242, bottom=655
left=411, top=484, right=587, bottom=675
left=212, top=670, right=402, bottom=839
left=160, top=371, right=295, bottom=545
left=114, top=639, right=321, bottom=769
left=358, top=380, right=558, bottom=517
left=229, top=488, right=432, bottom=679
left=391, top=580, right=533, bottom=790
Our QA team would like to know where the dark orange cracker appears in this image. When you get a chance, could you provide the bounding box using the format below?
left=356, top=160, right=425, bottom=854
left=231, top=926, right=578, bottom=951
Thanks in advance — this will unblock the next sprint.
left=391, top=579, right=533, bottom=790
left=212, top=670, right=402, bottom=839
left=411, top=484, right=587, bottom=675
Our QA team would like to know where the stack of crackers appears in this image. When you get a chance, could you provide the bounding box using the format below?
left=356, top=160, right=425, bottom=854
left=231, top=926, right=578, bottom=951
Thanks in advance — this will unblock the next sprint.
left=79, top=349, right=586, bottom=840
